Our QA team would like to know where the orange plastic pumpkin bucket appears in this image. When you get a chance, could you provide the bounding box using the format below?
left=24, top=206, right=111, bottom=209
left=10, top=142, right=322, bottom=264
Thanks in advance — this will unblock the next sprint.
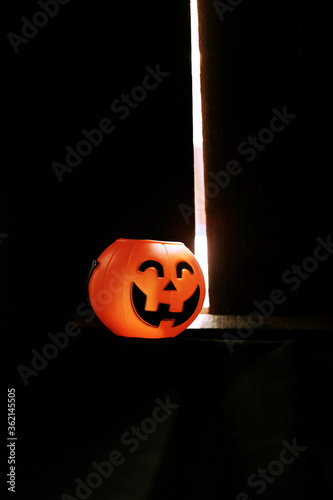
left=87, top=239, right=206, bottom=338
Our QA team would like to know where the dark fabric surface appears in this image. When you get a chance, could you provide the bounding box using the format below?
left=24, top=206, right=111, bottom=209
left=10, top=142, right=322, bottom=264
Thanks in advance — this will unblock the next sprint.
left=3, top=332, right=333, bottom=499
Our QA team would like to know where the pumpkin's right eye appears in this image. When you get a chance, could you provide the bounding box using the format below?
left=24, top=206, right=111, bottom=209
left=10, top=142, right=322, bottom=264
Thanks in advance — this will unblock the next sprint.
left=176, top=261, right=194, bottom=279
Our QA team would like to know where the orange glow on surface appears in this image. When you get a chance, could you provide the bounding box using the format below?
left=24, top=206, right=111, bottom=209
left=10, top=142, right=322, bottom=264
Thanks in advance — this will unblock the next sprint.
left=88, top=239, right=206, bottom=338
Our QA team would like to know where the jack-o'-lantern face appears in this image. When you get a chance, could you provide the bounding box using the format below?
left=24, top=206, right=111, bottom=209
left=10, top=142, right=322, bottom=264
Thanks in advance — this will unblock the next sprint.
left=87, top=239, right=205, bottom=338
left=132, top=259, right=200, bottom=328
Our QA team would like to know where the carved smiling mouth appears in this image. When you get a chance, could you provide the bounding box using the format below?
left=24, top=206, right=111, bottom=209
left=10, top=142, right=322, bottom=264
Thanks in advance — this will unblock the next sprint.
left=131, top=283, right=200, bottom=327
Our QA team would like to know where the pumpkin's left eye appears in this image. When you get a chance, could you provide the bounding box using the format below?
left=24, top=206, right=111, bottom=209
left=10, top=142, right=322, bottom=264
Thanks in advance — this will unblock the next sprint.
left=139, top=260, right=164, bottom=278
left=176, top=261, right=194, bottom=278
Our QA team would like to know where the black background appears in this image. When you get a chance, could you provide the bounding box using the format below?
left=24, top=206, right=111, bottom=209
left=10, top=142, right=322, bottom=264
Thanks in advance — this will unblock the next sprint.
left=1, top=0, right=194, bottom=340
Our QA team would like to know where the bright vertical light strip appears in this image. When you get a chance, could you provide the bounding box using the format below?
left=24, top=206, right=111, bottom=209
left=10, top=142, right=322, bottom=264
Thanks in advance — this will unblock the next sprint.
left=190, top=0, right=209, bottom=309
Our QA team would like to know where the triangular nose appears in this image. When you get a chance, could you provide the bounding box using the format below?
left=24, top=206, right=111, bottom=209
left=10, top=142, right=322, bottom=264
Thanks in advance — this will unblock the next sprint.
left=164, top=280, right=177, bottom=291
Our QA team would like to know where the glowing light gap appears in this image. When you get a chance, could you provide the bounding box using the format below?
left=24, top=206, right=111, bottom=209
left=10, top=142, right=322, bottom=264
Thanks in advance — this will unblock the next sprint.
left=190, top=0, right=209, bottom=309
